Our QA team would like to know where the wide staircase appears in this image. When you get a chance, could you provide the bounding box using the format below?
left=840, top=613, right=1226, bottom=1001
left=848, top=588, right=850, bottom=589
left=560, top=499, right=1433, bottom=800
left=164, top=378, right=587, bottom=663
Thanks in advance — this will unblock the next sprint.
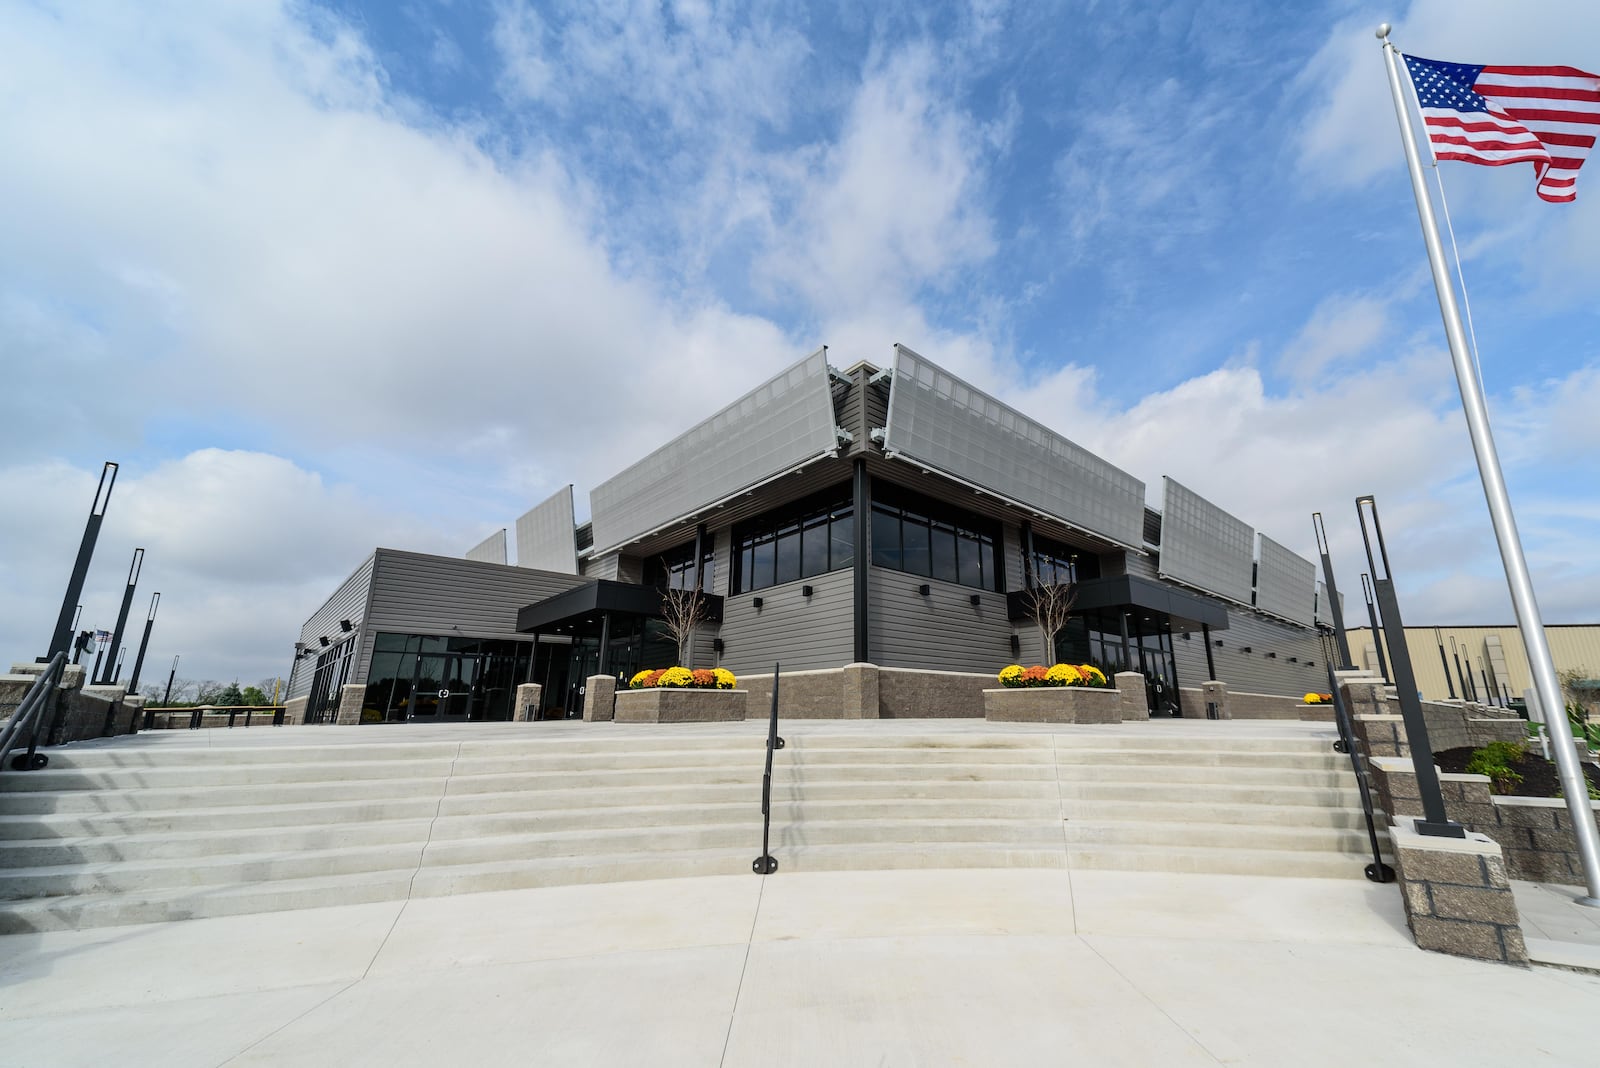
left=0, top=723, right=1385, bottom=931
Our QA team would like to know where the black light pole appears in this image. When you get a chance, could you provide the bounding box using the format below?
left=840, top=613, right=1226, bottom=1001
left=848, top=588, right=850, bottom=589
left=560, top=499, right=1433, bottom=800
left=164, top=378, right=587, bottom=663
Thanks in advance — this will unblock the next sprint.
left=1478, top=658, right=1495, bottom=708
left=127, top=592, right=160, bottom=694
left=112, top=646, right=127, bottom=685
left=91, top=641, right=107, bottom=686
left=1356, top=495, right=1462, bottom=838
left=1450, top=637, right=1474, bottom=701
left=1312, top=513, right=1354, bottom=670
left=97, top=547, right=144, bottom=684
left=1434, top=628, right=1457, bottom=699
left=163, top=655, right=180, bottom=706
left=1359, top=573, right=1390, bottom=682
left=48, top=462, right=118, bottom=660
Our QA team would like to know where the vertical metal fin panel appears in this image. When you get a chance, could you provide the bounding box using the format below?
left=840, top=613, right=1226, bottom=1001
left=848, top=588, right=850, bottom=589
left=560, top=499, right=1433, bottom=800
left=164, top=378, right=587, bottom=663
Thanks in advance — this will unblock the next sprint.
left=589, top=349, right=838, bottom=552
left=1254, top=534, right=1316, bottom=627
left=880, top=345, right=1146, bottom=550
left=465, top=529, right=508, bottom=565
left=515, top=486, right=579, bottom=574
left=1158, top=477, right=1255, bottom=606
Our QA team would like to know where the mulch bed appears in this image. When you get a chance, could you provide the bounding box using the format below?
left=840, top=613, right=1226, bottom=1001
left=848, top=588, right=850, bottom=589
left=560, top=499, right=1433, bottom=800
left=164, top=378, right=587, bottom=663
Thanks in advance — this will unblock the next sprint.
left=1435, top=745, right=1600, bottom=798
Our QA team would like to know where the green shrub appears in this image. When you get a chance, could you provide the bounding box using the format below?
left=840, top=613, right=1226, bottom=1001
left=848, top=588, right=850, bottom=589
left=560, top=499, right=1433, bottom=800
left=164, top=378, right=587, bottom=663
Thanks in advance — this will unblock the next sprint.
left=1465, top=741, right=1526, bottom=795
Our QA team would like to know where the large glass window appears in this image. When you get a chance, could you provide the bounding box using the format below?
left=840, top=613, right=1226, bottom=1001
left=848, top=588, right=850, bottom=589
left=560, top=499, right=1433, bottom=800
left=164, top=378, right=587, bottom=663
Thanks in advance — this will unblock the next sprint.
left=644, top=540, right=715, bottom=592
left=305, top=637, right=355, bottom=724
left=733, top=484, right=854, bottom=593
left=1029, top=535, right=1102, bottom=588
left=870, top=482, right=1001, bottom=591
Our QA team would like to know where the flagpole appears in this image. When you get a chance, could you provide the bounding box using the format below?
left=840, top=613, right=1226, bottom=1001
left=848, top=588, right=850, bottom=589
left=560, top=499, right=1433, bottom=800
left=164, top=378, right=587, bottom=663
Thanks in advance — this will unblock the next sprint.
left=1377, top=24, right=1600, bottom=906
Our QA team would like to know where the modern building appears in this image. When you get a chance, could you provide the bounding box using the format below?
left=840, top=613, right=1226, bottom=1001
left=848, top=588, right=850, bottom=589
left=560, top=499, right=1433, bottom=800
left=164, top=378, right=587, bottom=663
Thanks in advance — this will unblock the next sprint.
left=288, top=345, right=1338, bottom=723
left=1341, top=623, right=1600, bottom=708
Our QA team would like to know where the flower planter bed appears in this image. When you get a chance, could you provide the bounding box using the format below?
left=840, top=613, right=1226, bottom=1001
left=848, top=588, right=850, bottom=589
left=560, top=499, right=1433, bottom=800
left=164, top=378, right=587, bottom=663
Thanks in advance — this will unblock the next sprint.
left=982, top=685, right=1122, bottom=724
left=613, top=688, right=748, bottom=723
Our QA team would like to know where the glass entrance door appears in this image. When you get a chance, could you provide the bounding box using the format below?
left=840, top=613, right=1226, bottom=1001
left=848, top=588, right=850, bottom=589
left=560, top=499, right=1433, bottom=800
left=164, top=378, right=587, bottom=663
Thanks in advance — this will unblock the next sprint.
left=406, top=652, right=482, bottom=721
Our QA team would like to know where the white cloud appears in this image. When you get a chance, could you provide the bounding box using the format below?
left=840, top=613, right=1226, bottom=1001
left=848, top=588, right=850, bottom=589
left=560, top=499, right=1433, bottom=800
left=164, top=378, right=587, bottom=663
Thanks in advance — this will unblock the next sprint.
left=1278, top=293, right=1391, bottom=382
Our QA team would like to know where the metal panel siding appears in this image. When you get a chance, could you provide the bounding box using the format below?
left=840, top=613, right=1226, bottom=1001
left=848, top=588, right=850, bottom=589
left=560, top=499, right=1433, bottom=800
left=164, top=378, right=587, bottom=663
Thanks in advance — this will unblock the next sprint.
left=288, top=553, right=376, bottom=699
left=589, top=349, right=838, bottom=552
left=1173, top=611, right=1322, bottom=696
left=719, top=568, right=854, bottom=676
left=515, top=486, right=579, bottom=574
left=584, top=553, right=620, bottom=582
left=1254, top=535, right=1316, bottom=627
left=465, top=530, right=507, bottom=564
left=1343, top=624, right=1600, bottom=703
left=1158, top=478, right=1255, bottom=606
left=1002, top=524, right=1025, bottom=593
left=881, top=345, right=1146, bottom=549
left=868, top=568, right=1014, bottom=674
left=1123, top=550, right=1160, bottom=581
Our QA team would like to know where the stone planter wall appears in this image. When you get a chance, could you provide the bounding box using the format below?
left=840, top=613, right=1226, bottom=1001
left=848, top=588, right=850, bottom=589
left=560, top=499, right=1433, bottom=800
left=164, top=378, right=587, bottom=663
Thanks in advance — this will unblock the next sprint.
left=982, top=686, right=1122, bottom=724
left=613, top=688, right=748, bottom=723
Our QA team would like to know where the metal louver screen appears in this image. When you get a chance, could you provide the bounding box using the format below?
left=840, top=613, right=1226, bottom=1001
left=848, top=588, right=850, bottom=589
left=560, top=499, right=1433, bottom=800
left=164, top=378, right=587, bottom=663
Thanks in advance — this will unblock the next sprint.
left=515, top=486, right=578, bottom=574
left=589, top=349, right=838, bottom=553
left=465, top=529, right=506, bottom=564
left=881, top=345, right=1145, bottom=549
left=1158, top=477, right=1254, bottom=606
left=1254, top=534, right=1316, bottom=627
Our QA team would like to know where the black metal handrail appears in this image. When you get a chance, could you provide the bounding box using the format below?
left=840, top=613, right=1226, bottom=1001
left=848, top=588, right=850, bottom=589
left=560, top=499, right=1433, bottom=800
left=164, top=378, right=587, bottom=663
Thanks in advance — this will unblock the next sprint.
left=753, top=663, right=783, bottom=875
left=0, top=652, right=67, bottom=772
left=1326, top=664, right=1395, bottom=884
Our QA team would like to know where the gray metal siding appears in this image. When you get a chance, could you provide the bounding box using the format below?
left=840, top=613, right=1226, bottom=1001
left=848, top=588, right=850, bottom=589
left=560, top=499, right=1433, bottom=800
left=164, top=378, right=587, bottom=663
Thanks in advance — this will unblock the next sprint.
left=360, top=549, right=589, bottom=684
left=1002, top=524, right=1025, bottom=592
left=719, top=568, right=854, bottom=676
left=515, top=486, right=579, bottom=574
left=868, top=568, right=1013, bottom=674
left=1123, top=549, right=1159, bottom=581
left=288, top=553, right=376, bottom=699
left=1172, top=610, right=1321, bottom=696
left=1159, top=477, right=1255, bottom=605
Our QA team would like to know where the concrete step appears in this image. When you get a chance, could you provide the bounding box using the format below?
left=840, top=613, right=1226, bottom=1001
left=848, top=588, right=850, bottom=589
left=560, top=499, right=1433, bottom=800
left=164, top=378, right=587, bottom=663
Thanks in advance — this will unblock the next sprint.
left=1051, top=764, right=1350, bottom=788
left=1057, top=781, right=1362, bottom=808
left=1060, top=819, right=1375, bottom=854
left=1059, top=798, right=1373, bottom=829
left=1063, top=843, right=1388, bottom=880
left=1052, top=748, right=1343, bottom=771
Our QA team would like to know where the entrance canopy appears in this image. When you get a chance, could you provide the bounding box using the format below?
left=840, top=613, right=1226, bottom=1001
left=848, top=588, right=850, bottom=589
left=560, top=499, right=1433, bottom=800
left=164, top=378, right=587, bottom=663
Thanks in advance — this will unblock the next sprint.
left=1006, top=574, right=1228, bottom=633
left=516, top=579, right=724, bottom=635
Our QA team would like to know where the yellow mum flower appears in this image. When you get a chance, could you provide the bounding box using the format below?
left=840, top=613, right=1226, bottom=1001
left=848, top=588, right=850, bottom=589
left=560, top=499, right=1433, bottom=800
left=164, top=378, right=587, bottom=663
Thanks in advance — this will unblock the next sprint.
left=998, top=664, right=1025, bottom=687
left=629, top=670, right=654, bottom=689
left=1045, top=664, right=1081, bottom=686
left=1303, top=692, right=1321, bottom=704
left=658, top=666, right=695, bottom=688
left=1079, top=665, right=1107, bottom=686
left=713, top=668, right=737, bottom=689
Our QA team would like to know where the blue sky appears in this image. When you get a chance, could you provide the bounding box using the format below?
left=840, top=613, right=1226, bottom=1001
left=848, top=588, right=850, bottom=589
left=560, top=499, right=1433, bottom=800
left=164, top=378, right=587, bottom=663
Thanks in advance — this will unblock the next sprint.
left=2, top=0, right=1597, bottom=688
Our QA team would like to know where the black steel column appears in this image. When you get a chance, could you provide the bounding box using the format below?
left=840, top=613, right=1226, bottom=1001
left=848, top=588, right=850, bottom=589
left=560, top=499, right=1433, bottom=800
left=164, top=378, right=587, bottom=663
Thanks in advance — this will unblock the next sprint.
left=127, top=592, right=160, bottom=694
left=163, top=655, right=179, bottom=705
left=1020, top=521, right=1036, bottom=590
left=1356, top=495, right=1462, bottom=838
left=1201, top=623, right=1217, bottom=680
left=1359, top=574, right=1390, bottom=682
left=1118, top=612, right=1132, bottom=672
left=1478, top=659, right=1494, bottom=708
left=91, top=643, right=106, bottom=686
left=111, top=646, right=127, bottom=685
left=596, top=613, right=612, bottom=677
left=1434, top=628, right=1457, bottom=699
left=1312, top=512, right=1354, bottom=670
left=852, top=459, right=869, bottom=664
left=693, top=523, right=707, bottom=592
left=48, top=462, right=118, bottom=659
left=97, top=548, right=144, bottom=684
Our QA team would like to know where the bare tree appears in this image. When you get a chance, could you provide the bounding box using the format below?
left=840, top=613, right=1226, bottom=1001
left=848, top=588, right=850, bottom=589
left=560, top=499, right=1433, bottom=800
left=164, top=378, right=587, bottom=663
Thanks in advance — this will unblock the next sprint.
left=1024, top=582, right=1078, bottom=664
left=658, top=584, right=713, bottom=668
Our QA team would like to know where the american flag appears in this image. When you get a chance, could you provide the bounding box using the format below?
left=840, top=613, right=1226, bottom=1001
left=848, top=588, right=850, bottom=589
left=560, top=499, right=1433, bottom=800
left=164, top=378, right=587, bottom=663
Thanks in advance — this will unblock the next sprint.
left=1402, top=53, right=1600, bottom=203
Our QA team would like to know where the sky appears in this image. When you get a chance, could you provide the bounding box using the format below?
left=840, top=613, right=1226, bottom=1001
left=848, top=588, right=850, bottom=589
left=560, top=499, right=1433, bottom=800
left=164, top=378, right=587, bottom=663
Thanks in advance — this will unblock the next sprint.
left=2, top=0, right=1597, bottom=691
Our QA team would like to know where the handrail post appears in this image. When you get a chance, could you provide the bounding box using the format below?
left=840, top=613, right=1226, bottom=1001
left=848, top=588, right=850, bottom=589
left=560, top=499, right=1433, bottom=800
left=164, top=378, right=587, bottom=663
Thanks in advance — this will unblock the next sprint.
left=753, top=663, right=783, bottom=875
left=1327, top=663, right=1395, bottom=883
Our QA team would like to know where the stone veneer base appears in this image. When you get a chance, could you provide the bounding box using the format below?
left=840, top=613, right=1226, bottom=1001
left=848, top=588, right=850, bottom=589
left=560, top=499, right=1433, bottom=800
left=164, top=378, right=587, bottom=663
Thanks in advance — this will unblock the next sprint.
left=982, top=686, right=1122, bottom=724
left=613, top=688, right=748, bottom=723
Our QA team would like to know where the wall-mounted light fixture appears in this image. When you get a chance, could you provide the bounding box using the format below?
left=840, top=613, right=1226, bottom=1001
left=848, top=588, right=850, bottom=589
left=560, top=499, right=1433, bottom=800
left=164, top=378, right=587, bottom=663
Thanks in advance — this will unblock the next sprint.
left=1214, top=640, right=1223, bottom=647
left=802, top=585, right=814, bottom=598
left=339, top=619, right=353, bottom=632
left=1009, top=634, right=1021, bottom=657
left=969, top=594, right=981, bottom=607
left=752, top=597, right=763, bottom=609
left=918, top=584, right=931, bottom=596
left=319, top=636, right=330, bottom=647
left=713, top=638, right=725, bottom=653
left=1266, top=651, right=1277, bottom=658
left=1239, top=646, right=1252, bottom=653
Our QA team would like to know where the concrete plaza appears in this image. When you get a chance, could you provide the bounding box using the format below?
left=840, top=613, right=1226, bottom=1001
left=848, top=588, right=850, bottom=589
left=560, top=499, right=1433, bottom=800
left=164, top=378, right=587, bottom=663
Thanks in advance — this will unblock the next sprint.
left=2, top=866, right=1597, bottom=1066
